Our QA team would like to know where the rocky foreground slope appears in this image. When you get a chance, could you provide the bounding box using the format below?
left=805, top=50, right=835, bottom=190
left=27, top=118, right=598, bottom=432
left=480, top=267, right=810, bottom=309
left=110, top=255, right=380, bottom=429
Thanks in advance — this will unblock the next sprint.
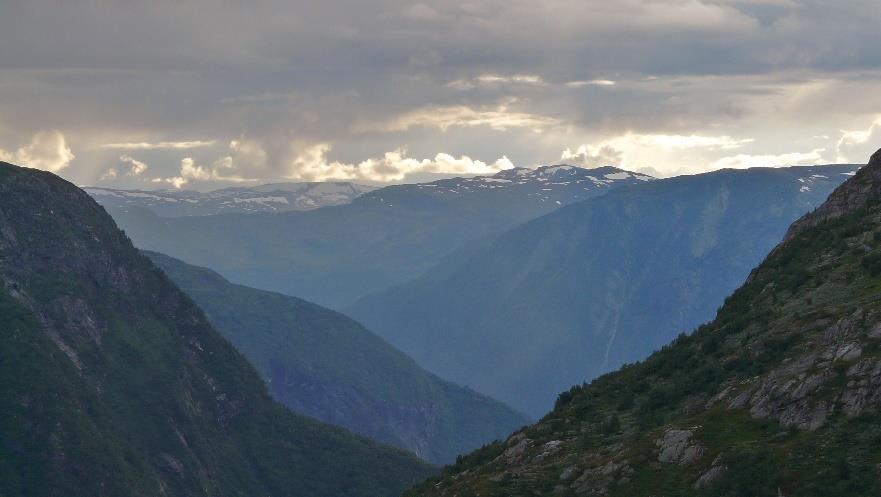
left=0, top=161, right=432, bottom=497
left=406, top=151, right=881, bottom=496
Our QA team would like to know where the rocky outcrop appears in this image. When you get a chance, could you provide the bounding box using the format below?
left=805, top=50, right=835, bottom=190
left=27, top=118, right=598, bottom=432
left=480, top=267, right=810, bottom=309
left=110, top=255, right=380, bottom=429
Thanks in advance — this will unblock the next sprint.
left=570, top=458, right=635, bottom=495
left=713, top=312, right=881, bottom=430
left=499, top=433, right=532, bottom=465
left=694, top=454, right=727, bottom=489
left=656, top=429, right=705, bottom=464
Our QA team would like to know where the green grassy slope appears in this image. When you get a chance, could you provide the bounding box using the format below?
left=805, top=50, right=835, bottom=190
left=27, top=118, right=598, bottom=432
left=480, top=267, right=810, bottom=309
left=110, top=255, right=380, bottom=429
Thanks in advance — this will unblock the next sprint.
left=407, top=154, right=881, bottom=496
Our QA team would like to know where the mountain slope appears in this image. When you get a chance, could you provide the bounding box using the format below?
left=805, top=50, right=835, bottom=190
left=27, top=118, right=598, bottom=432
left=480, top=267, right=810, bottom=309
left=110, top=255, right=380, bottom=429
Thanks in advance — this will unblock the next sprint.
left=145, top=251, right=529, bottom=464
left=348, top=165, right=859, bottom=416
left=0, top=161, right=432, bottom=497
left=405, top=150, right=881, bottom=497
left=102, top=165, right=652, bottom=308
left=86, top=181, right=376, bottom=216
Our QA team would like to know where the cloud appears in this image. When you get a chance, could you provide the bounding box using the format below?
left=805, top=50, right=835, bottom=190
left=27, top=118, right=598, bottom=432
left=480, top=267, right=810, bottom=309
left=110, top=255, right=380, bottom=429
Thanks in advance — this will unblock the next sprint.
left=836, top=116, right=881, bottom=163
left=447, top=74, right=547, bottom=90
left=228, top=138, right=268, bottom=171
left=3, top=1, right=881, bottom=187
left=709, top=148, right=826, bottom=169
left=562, top=132, right=753, bottom=169
left=378, top=102, right=562, bottom=133
left=560, top=132, right=770, bottom=176
left=120, top=154, right=148, bottom=176
left=561, top=144, right=624, bottom=167
left=401, top=3, right=445, bottom=21
left=99, top=168, right=118, bottom=181
left=0, top=131, right=75, bottom=173
left=621, top=134, right=754, bottom=150
left=160, top=156, right=259, bottom=189
left=99, top=140, right=216, bottom=150
left=286, top=144, right=514, bottom=182
left=565, top=80, right=617, bottom=88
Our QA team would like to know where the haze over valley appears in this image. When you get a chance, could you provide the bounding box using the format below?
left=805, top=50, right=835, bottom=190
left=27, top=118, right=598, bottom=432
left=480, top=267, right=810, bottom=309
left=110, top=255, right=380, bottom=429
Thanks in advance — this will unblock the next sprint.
left=3, top=1, right=881, bottom=496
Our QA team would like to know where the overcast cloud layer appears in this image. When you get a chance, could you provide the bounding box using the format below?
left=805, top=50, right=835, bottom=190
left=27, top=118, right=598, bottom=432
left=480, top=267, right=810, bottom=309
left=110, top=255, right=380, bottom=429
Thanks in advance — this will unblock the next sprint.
left=1, top=0, right=881, bottom=189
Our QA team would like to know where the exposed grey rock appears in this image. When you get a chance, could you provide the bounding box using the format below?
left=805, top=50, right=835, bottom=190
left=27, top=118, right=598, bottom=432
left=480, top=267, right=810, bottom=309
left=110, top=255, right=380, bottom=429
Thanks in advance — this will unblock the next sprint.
left=500, top=438, right=531, bottom=465
left=532, top=440, right=563, bottom=463
left=506, top=432, right=527, bottom=446
left=694, top=464, right=726, bottom=489
left=835, top=342, right=863, bottom=362
left=560, top=465, right=579, bottom=481
left=657, top=429, right=692, bottom=463
left=823, top=313, right=861, bottom=344
left=744, top=362, right=833, bottom=431
left=656, top=430, right=704, bottom=464
left=681, top=444, right=706, bottom=464
left=693, top=453, right=727, bottom=489
left=600, top=460, right=621, bottom=476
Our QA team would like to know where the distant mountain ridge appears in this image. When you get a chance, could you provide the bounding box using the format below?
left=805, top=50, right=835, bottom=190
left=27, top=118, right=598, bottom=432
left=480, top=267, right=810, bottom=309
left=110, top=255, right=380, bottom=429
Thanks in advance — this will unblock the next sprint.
left=146, top=251, right=529, bottom=464
left=348, top=164, right=860, bottom=417
left=85, top=181, right=376, bottom=216
left=100, top=164, right=652, bottom=308
left=361, top=165, right=652, bottom=206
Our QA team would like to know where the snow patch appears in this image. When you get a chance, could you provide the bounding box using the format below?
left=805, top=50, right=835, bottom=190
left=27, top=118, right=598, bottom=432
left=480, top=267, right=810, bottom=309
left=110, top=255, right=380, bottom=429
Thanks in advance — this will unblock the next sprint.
left=604, top=172, right=632, bottom=180
left=232, top=196, right=290, bottom=205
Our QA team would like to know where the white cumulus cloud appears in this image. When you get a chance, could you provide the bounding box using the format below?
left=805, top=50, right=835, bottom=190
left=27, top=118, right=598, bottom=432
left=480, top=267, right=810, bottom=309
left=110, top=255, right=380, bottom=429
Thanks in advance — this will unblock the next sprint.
left=837, top=116, right=881, bottom=163
left=120, top=155, right=148, bottom=176
left=561, top=144, right=624, bottom=168
left=710, top=149, right=827, bottom=170
left=160, top=152, right=263, bottom=189
left=99, top=168, right=118, bottom=181
left=0, top=131, right=76, bottom=173
left=562, top=133, right=754, bottom=173
left=287, top=144, right=514, bottom=182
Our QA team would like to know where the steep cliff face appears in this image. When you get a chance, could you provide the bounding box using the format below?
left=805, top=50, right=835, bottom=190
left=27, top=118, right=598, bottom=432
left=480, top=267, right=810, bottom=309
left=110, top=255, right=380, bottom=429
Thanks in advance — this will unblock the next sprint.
left=146, top=251, right=529, bottom=465
left=0, top=161, right=432, bottom=497
left=406, top=152, right=881, bottom=497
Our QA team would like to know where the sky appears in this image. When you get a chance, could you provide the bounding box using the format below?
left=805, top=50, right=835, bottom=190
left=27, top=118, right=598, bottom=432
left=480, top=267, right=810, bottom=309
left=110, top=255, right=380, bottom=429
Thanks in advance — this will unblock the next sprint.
left=2, top=0, right=881, bottom=190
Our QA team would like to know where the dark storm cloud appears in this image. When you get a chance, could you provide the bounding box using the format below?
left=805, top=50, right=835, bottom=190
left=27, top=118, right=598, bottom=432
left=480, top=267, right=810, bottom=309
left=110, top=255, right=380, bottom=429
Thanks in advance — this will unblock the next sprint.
left=1, top=0, right=880, bottom=187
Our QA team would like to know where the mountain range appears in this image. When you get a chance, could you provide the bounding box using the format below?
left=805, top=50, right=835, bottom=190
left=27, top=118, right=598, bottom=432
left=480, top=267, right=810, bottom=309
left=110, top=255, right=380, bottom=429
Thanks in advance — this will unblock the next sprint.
left=348, top=165, right=860, bottom=416
left=0, top=161, right=432, bottom=497
left=145, top=251, right=529, bottom=464
left=85, top=181, right=376, bottom=217
left=406, top=150, right=881, bottom=497
left=95, top=165, right=653, bottom=308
